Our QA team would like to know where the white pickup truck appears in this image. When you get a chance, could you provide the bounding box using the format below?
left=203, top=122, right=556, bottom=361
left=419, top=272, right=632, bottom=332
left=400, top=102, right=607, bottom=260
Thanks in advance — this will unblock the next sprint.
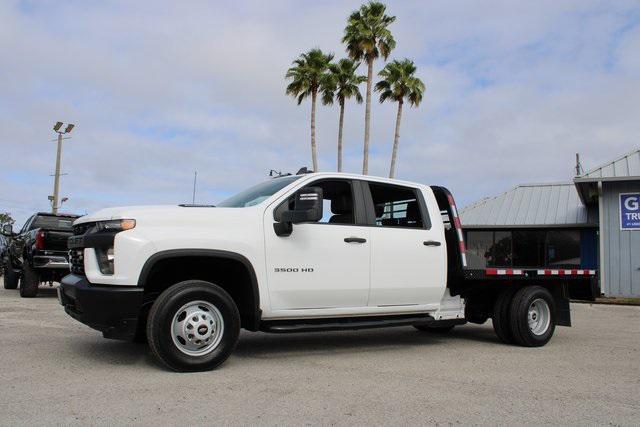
left=59, top=171, right=583, bottom=372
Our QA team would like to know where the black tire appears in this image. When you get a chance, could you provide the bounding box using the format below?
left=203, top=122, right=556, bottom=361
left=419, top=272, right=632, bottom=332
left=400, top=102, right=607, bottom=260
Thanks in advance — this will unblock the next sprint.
left=19, top=264, right=40, bottom=298
left=492, top=287, right=518, bottom=344
left=3, top=263, right=19, bottom=289
left=509, top=286, right=556, bottom=347
left=413, top=324, right=455, bottom=333
left=147, top=280, right=241, bottom=372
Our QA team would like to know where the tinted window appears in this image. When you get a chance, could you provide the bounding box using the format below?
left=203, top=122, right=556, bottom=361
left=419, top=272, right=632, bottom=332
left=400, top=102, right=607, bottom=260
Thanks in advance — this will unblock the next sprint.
left=314, top=180, right=355, bottom=224
left=218, top=176, right=301, bottom=207
left=513, top=230, right=545, bottom=267
left=546, top=230, right=580, bottom=267
left=277, top=180, right=355, bottom=224
left=493, top=231, right=512, bottom=266
left=20, top=216, right=34, bottom=233
left=466, top=231, right=493, bottom=268
left=32, top=216, right=76, bottom=231
left=368, top=182, right=425, bottom=228
left=465, top=229, right=584, bottom=268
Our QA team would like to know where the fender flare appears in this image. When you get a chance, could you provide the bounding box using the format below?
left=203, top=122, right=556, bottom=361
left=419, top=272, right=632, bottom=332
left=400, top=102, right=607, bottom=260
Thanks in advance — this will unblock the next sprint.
left=137, top=249, right=261, bottom=329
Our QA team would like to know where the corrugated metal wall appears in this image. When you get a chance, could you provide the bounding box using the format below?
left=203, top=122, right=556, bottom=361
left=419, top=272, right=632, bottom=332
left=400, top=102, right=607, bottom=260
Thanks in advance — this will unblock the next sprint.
left=602, top=181, right=640, bottom=296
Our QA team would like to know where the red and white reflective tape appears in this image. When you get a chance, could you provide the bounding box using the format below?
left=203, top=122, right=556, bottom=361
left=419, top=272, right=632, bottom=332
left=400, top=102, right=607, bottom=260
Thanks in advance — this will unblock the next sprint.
left=485, top=268, right=597, bottom=276
left=537, top=269, right=597, bottom=276
left=446, top=193, right=467, bottom=268
left=485, top=268, right=525, bottom=276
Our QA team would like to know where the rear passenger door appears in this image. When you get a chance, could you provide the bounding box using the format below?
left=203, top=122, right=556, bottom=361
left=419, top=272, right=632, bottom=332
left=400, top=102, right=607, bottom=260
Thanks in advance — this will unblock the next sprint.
left=364, top=182, right=447, bottom=307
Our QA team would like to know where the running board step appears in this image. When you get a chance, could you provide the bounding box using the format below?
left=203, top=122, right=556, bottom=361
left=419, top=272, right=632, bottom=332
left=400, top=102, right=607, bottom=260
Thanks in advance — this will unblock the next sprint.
left=260, top=314, right=435, bottom=333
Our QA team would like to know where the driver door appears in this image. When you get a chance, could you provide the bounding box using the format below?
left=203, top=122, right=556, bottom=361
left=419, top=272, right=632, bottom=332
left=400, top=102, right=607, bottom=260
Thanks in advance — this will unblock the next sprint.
left=263, top=179, right=371, bottom=311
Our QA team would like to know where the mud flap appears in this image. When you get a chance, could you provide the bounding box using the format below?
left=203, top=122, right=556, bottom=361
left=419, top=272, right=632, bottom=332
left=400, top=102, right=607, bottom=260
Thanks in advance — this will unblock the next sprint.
left=551, top=284, right=571, bottom=327
left=568, top=276, right=600, bottom=301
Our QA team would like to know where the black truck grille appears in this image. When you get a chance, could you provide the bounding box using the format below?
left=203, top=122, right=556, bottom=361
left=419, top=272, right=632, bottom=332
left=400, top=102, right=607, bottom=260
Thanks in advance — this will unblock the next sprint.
left=69, top=249, right=85, bottom=275
left=69, top=223, right=91, bottom=275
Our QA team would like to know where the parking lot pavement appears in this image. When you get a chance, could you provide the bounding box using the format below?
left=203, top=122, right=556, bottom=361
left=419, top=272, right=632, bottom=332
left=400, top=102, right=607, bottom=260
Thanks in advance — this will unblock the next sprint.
left=1, top=280, right=639, bottom=426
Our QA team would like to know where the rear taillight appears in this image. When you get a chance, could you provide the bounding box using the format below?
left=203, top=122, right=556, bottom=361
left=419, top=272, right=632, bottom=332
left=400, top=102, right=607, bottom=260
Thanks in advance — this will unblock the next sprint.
left=35, top=231, right=45, bottom=250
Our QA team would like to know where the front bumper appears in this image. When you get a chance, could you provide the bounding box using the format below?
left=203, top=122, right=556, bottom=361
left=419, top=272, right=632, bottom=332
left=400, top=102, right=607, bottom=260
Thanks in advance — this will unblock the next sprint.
left=59, top=274, right=144, bottom=340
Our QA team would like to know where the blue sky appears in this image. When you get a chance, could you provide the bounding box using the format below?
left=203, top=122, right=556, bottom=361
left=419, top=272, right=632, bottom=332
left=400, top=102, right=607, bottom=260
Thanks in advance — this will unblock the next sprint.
left=1, top=0, right=639, bottom=225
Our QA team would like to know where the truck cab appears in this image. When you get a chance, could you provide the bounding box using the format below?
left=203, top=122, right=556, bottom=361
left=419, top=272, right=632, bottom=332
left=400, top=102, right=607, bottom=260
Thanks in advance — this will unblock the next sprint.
left=59, top=172, right=570, bottom=372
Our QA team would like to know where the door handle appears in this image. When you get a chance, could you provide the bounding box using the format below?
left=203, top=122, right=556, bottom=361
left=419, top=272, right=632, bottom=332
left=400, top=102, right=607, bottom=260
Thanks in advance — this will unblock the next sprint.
left=423, top=240, right=441, bottom=247
left=344, top=237, right=367, bottom=244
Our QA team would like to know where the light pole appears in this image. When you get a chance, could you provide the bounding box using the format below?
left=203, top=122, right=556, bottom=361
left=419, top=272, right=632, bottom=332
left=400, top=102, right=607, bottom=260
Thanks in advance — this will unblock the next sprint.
left=51, top=122, right=74, bottom=214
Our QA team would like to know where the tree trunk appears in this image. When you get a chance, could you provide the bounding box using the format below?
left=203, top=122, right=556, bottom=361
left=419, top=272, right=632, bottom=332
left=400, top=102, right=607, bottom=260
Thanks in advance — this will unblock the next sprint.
left=310, top=89, right=319, bottom=172
left=362, top=58, right=374, bottom=175
left=337, top=101, right=345, bottom=172
left=389, top=99, right=403, bottom=179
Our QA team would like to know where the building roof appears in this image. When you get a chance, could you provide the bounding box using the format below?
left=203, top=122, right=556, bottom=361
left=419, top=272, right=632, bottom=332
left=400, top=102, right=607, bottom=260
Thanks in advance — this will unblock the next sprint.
left=576, top=148, right=640, bottom=181
left=573, top=148, right=640, bottom=204
left=460, top=182, right=597, bottom=229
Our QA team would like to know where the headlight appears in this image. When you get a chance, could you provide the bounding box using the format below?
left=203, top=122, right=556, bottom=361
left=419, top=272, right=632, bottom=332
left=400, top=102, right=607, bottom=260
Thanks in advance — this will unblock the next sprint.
left=96, top=247, right=115, bottom=275
left=95, top=219, right=136, bottom=232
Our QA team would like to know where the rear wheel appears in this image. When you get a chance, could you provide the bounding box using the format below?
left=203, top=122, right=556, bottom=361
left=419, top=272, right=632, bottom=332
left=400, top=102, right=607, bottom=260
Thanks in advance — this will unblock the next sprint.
left=509, top=286, right=555, bottom=347
left=19, top=265, right=39, bottom=298
left=492, top=288, right=517, bottom=344
left=414, top=324, right=455, bottom=333
left=3, top=263, right=19, bottom=289
left=147, top=280, right=241, bottom=372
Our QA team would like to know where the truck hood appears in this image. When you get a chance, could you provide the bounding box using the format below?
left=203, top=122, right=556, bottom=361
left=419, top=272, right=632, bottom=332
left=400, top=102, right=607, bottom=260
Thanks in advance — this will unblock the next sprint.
left=74, top=205, right=256, bottom=226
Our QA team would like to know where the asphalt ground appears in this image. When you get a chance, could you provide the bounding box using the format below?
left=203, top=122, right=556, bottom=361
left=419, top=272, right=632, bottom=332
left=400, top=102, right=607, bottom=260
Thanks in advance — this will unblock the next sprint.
left=1, top=279, right=639, bottom=426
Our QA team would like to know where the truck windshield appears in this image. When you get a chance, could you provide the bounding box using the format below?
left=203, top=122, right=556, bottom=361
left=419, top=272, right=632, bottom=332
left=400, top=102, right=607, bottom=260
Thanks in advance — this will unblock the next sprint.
left=32, top=216, right=76, bottom=231
left=217, top=176, right=301, bottom=208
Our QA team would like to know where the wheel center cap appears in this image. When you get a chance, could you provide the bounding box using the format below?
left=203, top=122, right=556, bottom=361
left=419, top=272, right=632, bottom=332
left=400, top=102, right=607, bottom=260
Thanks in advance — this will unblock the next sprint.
left=197, top=325, right=209, bottom=335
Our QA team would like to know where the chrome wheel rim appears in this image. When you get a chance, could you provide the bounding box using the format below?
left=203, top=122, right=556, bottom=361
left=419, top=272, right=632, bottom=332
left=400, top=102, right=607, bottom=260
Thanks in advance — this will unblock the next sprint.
left=171, top=300, right=224, bottom=356
left=528, top=298, right=551, bottom=336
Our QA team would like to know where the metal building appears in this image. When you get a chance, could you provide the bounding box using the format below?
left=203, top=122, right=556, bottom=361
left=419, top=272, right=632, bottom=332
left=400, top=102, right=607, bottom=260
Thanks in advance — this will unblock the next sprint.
left=460, top=148, right=640, bottom=297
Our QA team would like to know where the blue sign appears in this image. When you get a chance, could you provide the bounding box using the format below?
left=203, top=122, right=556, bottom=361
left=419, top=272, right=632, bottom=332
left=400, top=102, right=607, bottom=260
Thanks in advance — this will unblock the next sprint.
left=620, top=193, right=640, bottom=230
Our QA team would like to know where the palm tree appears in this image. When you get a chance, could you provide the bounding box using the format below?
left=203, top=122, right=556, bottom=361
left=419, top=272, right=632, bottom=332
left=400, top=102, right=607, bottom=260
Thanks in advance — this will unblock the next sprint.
left=285, top=48, right=334, bottom=172
left=322, top=59, right=366, bottom=172
left=375, top=59, right=425, bottom=179
left=342, top=1, right=396, bottom=175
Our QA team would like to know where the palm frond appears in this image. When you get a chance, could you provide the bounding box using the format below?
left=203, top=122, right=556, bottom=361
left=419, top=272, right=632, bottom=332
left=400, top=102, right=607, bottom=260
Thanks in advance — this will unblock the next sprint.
left=284, top=48, right=335, bottom=106
left=375, top=58, right=426, bottom=106
left=342, top=1, right=395, bottom=63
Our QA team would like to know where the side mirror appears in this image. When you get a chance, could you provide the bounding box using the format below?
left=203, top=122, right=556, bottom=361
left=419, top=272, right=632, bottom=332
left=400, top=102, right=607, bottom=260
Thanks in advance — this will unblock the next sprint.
left=1, top=224, right=12, bottom=236
left=274, top=187, right=323, bottom=236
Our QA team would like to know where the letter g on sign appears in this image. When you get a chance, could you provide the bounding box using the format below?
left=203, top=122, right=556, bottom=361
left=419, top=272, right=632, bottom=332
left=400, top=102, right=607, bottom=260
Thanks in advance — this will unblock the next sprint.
left=624, top=196, right=640, bottom=211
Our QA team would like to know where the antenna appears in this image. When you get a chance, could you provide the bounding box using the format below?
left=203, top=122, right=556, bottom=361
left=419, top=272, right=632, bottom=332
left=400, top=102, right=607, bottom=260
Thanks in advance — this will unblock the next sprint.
left=192, top=170, right=197, bottom=204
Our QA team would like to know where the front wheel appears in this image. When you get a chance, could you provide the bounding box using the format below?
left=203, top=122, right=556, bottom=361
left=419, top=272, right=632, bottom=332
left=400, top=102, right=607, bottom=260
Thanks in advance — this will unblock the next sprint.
left=509, top=286, right=556, bottom=347
left=147, top=280, right=241, bottom=372
left=3, top=263, right=19, bottom=289
left=19, top=265, right=39, bottom=297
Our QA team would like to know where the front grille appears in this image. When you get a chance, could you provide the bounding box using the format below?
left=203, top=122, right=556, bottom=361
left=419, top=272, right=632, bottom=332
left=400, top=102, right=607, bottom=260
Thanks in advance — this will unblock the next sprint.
left=69, top=249, right=85, bottom=275
left=69, top=223, right=91, bottom=275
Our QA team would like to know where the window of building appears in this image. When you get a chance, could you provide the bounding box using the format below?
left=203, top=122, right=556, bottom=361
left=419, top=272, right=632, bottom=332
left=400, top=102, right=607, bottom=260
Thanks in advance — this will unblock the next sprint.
left=465, top=229, right=584, bottom=268
left=512, top=230, right=545, bottom=267
left=493, top=231, right=513, bottom=266
left=466, top=231, right=493, bottom=268
left=546, top=230, right=580, bottom=267
left=367, top=182, right=425, bottom=228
